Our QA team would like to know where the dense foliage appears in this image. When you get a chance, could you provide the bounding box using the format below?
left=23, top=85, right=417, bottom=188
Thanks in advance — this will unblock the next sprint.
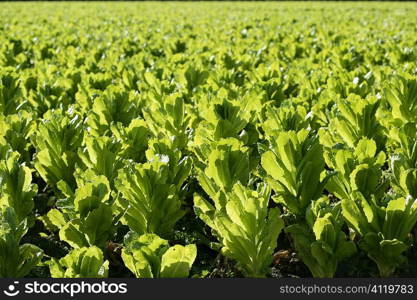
left=1, top=2, right=417, bottom=278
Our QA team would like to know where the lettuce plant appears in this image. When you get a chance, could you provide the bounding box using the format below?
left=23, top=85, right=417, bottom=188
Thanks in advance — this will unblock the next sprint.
left=191, top=89, right=261, bottom=151
left=0, top=208, right=43, bottom=277
left=261, top=129, right=327, bottom=215
left=388, top=125, right=417, bottom=198
left=0, top=112, right=35, bottom=161
left=54, top=175, right=114, bottom=249
left=111, top=118, right=149, bottom=163
left=115, top=151, right=190, bottom=237
left=143, top=93, right=191, bottom=149
left=194, top=183, right=284, bottom=277
left=260, top=128, right=356, bottom=277
left=86, top=86, right=140, bottom=137
left=49, top=246, right=108, bottom=278
left=0, top=151, right=37, bottom=223
left=114, top=138, right=191, bottom=238
left=385, top=74, right=417, bottom=126
left=319, top=95, right=385, bottom=150
left=0, top=68, right=22, bottom=115
left=121, top=232, right=196, bottom=278
left=325, top=138, right=387, bottom=201
left=33, top=109, right=84, bottom=189
left=77, top=135, right=123, bottom=186
left=196, top=138, right=250, bottom=208
left=261, top=104, right=310, bottom=134
left=342, top=193, right=417, bottom=277
left=286, top=197, right=356, bottom=278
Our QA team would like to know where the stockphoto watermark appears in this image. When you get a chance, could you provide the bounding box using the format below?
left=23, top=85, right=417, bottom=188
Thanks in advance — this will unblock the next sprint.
left=2, top=280, right=128, bottom=298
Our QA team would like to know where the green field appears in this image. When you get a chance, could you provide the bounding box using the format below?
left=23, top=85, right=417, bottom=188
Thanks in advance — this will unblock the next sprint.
left=1, top=2, right=417, bottom=278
